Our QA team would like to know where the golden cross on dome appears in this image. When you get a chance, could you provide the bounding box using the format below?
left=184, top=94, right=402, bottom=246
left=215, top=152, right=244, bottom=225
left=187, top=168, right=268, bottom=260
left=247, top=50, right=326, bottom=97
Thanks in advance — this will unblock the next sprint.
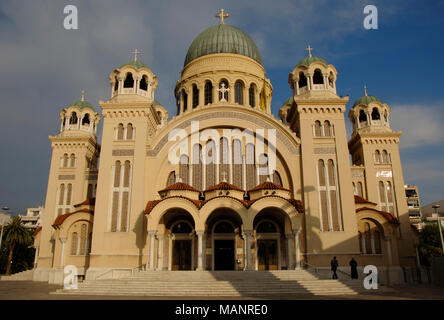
left=216, top=8, right=229, bottom=24
left=364, top=85, right=368, bottom=96
left=81, top=90, right=85, bottom=102
left=306, top=45, right=313, bottom=57
left=132, top=49, right=141, bottom=62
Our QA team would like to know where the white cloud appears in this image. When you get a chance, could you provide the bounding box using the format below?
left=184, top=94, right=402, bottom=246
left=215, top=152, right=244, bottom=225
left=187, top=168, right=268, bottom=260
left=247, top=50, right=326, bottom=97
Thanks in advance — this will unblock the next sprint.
left=390, top=104, right=444, bottom=149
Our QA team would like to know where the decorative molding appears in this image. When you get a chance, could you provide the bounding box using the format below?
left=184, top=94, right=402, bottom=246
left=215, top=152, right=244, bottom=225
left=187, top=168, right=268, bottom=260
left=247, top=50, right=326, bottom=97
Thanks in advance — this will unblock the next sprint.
left=58, top=175, right=75, bottom=180
left=112, top=149, right=134, bottom=156
left=376, top=170, right=392, bottom=178
left=85, top=175, right=98, bottom=180
left=147, top=111, right=299, bottom=156
left=313, top=147, right=336, bottom=155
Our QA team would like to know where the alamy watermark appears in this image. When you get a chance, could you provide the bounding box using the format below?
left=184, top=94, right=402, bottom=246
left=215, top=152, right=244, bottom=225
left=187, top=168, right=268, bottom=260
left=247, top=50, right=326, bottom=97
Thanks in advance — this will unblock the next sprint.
left=363, top=5, right=378, bottom=30
left=63, top=265, right=78, bottom=290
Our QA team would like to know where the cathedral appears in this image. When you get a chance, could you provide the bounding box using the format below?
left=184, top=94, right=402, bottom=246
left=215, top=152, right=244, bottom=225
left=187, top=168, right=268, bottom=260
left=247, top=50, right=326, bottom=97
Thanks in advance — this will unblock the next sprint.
left=33, top=9, right=418, bottom=285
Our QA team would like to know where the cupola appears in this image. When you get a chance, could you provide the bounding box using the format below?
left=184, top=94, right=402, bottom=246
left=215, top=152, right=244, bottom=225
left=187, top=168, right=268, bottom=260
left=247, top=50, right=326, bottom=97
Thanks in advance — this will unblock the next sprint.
left=59, top=90, right=100, bottom=136
left=288, top=45, right=338, bottom=96
left=109, top=49, right=158, bottom=101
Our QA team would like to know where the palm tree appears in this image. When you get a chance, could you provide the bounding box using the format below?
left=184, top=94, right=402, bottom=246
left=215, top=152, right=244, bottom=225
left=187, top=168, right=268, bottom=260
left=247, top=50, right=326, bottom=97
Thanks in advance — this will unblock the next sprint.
left=3, top=217, right=32, bottom=275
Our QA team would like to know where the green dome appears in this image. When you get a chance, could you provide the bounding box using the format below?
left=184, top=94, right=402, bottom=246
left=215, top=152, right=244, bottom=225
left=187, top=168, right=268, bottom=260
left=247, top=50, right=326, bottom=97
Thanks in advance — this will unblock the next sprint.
left=119, top=60, right=148, bottom=69
left=353, top=95, right=381, bottom=107
left=184, top=24, right=262, bottom=66
left=68, top=100, right=94, bottom=110
left=297, top=56, right=327, bottom=67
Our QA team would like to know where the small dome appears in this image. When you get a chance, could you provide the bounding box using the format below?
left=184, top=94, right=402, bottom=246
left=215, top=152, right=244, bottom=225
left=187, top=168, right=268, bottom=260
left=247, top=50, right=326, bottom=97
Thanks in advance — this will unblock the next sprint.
left=353, top=95, right=381, bottom=107
left=297, top=56, right=327, bottom=67
left=184, top=24, right=262, bottom=67
left=68, top=100, right=94, bottom=111
left=119, top=60, right=148, bottom=69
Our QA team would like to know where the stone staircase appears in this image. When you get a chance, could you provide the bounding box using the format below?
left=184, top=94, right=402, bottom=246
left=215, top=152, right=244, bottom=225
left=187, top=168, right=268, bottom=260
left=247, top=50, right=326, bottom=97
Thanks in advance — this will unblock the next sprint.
left=53, top=270, right=394, bottom=297
left=0, top=269, right=34, bottom=281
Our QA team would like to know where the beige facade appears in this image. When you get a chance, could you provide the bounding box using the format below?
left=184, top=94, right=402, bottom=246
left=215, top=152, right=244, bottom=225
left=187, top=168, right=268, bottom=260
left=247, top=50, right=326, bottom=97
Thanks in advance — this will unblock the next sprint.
left=34, top=15, right=417, bottom=285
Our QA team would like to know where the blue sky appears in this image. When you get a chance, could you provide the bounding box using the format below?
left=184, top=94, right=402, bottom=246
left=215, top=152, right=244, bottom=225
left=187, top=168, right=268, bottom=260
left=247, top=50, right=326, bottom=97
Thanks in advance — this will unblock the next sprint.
left=0, top=0, right=443, bottom=214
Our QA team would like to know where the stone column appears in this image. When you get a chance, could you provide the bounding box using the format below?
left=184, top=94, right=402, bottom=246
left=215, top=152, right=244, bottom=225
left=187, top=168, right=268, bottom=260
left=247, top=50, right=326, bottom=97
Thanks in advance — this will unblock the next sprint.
left=156, top=234, right=164, bottom=271
left=168, top=234, right=173, bottom=271
left=34, top=246, right=39, bottom=269
left=385, top=235, right=392, bottom=266
left=148, top=231, right=157, bottom=270
left=293, top=229, right=301, bottom=269
left=244, top=230, right=252, bottom=270
left=59, top=237, right=67, bottom=268
left=196, top=231, right=204, bottom=271
left=286, top=234, right=293, bottom=270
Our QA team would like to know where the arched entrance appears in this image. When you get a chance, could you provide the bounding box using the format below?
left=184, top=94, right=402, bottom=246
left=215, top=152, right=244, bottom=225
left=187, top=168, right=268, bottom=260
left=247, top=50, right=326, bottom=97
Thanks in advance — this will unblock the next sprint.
left=171, top=221, right=194, bottom=270
left=256, top=220, right=280, bottom=270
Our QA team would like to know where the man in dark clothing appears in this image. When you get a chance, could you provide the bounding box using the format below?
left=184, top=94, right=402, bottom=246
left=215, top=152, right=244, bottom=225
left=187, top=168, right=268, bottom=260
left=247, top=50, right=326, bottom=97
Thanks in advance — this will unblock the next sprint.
left=330, top=256, right=339, bottom=279
left=349, top=258, right=358, bottom=279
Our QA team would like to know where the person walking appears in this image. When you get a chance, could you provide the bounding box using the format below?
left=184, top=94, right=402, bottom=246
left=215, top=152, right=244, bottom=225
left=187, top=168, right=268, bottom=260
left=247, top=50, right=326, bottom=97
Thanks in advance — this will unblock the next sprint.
left=330, top=256, right=339, bottom=279
left=349, top=258, right=358, bottom=279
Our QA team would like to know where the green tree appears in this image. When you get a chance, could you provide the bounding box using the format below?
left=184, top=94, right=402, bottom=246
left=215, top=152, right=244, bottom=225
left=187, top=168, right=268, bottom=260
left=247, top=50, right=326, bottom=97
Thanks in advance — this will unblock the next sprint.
left=418, top=223, right=443, bottom=267
left=3, top=217, right=33, bottom=275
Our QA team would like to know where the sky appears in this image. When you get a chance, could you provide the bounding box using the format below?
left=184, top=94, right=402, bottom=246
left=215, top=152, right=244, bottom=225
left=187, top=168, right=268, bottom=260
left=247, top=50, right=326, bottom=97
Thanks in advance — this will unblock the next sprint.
left=0, top=0, right=443, bottom=214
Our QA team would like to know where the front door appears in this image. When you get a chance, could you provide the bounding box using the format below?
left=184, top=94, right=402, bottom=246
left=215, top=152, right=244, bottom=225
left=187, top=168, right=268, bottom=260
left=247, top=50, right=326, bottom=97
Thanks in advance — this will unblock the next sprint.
left=257, top=239, right=278, bottom=270
left=214, top=240, right=235, bottom=270
left=172, top=240, right=192, bottom=270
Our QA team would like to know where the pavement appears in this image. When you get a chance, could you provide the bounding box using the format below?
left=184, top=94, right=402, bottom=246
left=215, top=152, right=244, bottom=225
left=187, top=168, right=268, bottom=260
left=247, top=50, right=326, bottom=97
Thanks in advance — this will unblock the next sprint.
left=0, top=281, right=443, bottom=300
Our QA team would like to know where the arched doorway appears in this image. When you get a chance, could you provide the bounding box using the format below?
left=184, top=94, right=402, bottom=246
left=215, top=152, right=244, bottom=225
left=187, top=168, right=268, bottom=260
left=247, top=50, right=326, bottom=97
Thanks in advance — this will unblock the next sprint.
left=256, top=220, right=280, bottom=270
left=171, top=221, right=194, bottom=270
left=213, top=221, right=236, bottom=270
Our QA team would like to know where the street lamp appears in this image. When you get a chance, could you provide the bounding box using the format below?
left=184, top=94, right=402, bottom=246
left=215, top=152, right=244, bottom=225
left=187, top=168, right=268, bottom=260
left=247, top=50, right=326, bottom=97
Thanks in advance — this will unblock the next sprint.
left=432, top=204, right=444, bottom=253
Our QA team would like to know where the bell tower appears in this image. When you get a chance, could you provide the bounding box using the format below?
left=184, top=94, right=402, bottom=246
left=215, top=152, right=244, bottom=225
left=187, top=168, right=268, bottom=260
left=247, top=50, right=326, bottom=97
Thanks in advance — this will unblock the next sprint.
left=348, top=87, right=416, bottom=265
left=38, top=91, right=100, bottom=269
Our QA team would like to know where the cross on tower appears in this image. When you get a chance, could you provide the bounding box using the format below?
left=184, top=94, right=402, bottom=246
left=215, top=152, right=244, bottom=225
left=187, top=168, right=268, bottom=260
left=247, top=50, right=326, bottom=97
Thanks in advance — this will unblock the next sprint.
left=221, top=171, right=228, bottom=183
left=306, top=45, right=313, bottom=57
left=216, top=8, right=230, bottom=24
left=132, top=49, right=141, bottom=62
left=364, top=85, right=368, bottom=96
left=217, top=83, right=230, bottom=102
left=81, top=90, right=85, bottom=102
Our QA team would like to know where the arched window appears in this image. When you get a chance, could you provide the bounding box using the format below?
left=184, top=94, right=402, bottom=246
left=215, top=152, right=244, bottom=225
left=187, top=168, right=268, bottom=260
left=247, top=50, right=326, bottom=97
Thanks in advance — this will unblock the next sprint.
left=182, top=89, right=188, bottom=111
left=382, top=150, right=389, bottom=163
left=257, top=221, right=278, bottom=233
left=374, top=230, right=381, bottom=254
left=70, top=232, right=78, bottom=255
left=235, top=81, right=244, bottom=104
left=352, top=182, right=356, bottom=195
left=375, top=150, right=381, bottom=164
left=123, top=73, right=134, bottom=88
left=179, top=155, right=189, bottom=184
left=219, top=138, right=230, bottom=183
left=328, top=160, right=340, bottom=231
left=214, top=221, right=235, bottom=233
left=192, top=144, right=202, bottom=190
left=140, top=75, right=148, bottom=91
left=117, top=123, right=124, bottom=140
left=166, top=171, right=175, bottom=187
left=317, top=160, right=329, bottom=231
left=172, top=222, right=192, bottom=234
left=63, top=154, right=68, bottom=168
left=192, top=84, right=199, bottom=108
left=233, top=139, right=243, bottom=188
left=371, top=107, right=380, bottom=120
left=378, top=181, right=387, bottom=212
left=313, top=69, right=324, bottom=84
left=258, top=153, right=269, bottom=184
left=218, top=80, right=229, bottom=101
left=359, top=110, right=367, bottom=123
left=82, top=114, right=90, bottom=125
left=314, top=121, right=322, bottom=137
left=386, top=181, right=394, bottom=214
left=204, top=81, right=213, bottom=105
left=58, top=184, right=65, bottom=206
left=205, top=140, right=216, bottom=188
left=110, top=160, right=132, bottom=232
left=126, top=123, right=133, bottom=140
left=298, top=72, right=307, bottom=88
left=364, top=223, right=372, bottom=254
left=69, top=154, right=75, bottom=167
left=66, top=184, right=72, bottom=207
left=323, top=121, right=332, bottom=137
left=79, top=224, right=87, bottom=255
left=249, top=84, right=256, bottom=107
left=273, top=171, right=282, bottom=186
left=246, top=143, right=256, bottom=190
left=69, top=112, right=78, bottom=125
